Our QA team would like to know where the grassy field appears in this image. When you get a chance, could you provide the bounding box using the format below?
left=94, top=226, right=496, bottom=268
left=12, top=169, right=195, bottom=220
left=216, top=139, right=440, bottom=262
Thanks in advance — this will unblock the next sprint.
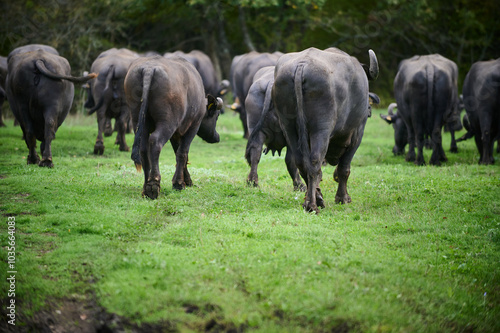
left=0, top=109, right=499, bottom=332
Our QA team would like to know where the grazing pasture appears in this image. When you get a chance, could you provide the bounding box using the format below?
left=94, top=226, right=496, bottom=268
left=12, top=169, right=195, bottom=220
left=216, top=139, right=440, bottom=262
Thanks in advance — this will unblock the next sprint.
left=0, top=109, right=499, bottom=332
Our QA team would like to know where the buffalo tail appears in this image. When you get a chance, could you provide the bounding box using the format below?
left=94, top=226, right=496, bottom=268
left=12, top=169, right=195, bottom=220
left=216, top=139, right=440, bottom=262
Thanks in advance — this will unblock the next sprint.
left=131, top=68, right=155, bottom=172
left=34, top=59, right=97, bottom=83
left=88, top=65, right=114, bottom=115
left=294, top=63, right=312, bottom=172
left=426, top=64, right=434, bottom=136
left=245, top=80, right=274, bottom=164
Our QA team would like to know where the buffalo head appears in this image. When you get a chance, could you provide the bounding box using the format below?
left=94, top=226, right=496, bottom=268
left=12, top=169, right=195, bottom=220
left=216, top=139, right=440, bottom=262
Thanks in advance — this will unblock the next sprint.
left=198, top=94, right=223, bottom=143
left=380, top=103, right=407, bottom=155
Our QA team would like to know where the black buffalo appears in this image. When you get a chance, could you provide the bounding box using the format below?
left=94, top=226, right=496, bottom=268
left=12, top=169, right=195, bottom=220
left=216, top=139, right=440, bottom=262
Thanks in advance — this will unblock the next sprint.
left=230, top=51, right=283, bottom=138
left=2, top=44, right=59, bottom=128
left=381, top=101, right=462, bottom=156
left=165, top=50, right=229, bottom=99
left=125, top=56, right=222, bottom=199
left=85, top=48, right=139, bottom=154
left=273, top=47, right=378, bottom=213
left=393, top=54, right=462, bottom=166
left=6, top=45, right=96, bottom=167
left=461, top=58, right=500, bottom=164
left=380, top=103, right=409, bottom=155
left=245, top=65, right=305, bottom=191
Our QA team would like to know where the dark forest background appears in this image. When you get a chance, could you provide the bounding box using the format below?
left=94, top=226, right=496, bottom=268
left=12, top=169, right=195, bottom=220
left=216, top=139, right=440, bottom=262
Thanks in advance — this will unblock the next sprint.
left=1, top=0, right=499, bottom=108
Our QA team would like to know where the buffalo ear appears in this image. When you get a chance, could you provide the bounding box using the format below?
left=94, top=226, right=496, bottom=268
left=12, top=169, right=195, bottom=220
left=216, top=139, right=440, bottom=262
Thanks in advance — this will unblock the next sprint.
left=380, top=113, right=396, bottom=124
left=207, top=94, right=218, bottom=117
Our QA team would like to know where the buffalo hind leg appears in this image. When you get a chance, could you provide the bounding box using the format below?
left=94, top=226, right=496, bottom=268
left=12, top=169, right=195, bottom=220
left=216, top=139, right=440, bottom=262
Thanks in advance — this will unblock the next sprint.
left=333, top=136, right=363, bottom=204
left=94, top=111, right=106, bottom=155
left=406, top=124, right=417, bottom=163
left=21, top=116, right=40, bottom=165
left=429, top=127, right=447, bottom=166
left=170, top=136, right=193, bottom=189
left=302, top=135, right=327, bottom=213
left=104, top=117, right=113, bottom=137
left=303, top=166, right=323, bottom=213
left=285, top=148, right=305, bottom=191
left=414, top=125, right=426, bottom=166
left=25, top=131, right=40, bottom=165
left=144, top=125, right=173, bottom=199
left=139, top=129, right=153, bottom=198
left=115, top=110, right=130, bottom=152
left=480, top=130, right=494, bottom=165
left=334, top=165, right=351, bottom=204
left=449, top=130, right=458, bottom=153
left=171, top=127, right=198, bottom=190
left=240, top=105, right=249, bottom=139
left=245, top=131, right=265, bottom=187
left=39, top=112, right=57, bottom=168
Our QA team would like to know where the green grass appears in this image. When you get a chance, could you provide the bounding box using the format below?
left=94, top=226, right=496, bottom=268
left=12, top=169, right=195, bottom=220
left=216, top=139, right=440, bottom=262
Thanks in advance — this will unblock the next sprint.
left=0, top=109, right=499, bottom=332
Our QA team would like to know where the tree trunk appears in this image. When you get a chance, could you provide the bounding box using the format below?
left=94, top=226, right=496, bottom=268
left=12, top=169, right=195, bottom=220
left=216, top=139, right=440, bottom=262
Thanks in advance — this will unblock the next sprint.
left=239, top=6, right=256, bottom=52
left=216, top=5, right=233, bottom=80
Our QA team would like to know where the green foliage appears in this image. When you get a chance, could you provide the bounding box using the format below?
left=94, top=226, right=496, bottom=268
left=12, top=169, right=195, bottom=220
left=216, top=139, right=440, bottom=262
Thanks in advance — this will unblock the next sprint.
left=0, top=111, right=499, bottom=331
left=1, top=0, right=498, bottom=107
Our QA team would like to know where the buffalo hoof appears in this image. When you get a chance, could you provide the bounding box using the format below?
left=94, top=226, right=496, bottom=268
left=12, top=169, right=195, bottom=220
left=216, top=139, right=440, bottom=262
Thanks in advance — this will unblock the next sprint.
left=479, top=158, right=494, bottom=165
left=316, top=196, right=325, bottom=209
left=184, top=176, right=193, bottom=187
left=119, top=145, right=130, bottom=152
left=172, top=183, right=186, bottom=191
left=414, top=156, right=425, bottom=166
left=303, top=201, right=320, bottom=214
left=247, top=178, right=259, bottom=187
left=39, top=159, right=54, bottom=168
left=27, top=154, right=41, bottom=165
left=143, top=181, right=161, bottom=199
left=335, top=194, right=351, bottom=204
left=405, top=152, right=416, bottom=163
left=429, top=155, right=444, bottom=166
left=450, top=146, right=458, bottom=153
left=94, top=143, right=104, bottom=155
left=294, top=182, right=306, bottom=192
left=315, top=188, right=325, bottom=208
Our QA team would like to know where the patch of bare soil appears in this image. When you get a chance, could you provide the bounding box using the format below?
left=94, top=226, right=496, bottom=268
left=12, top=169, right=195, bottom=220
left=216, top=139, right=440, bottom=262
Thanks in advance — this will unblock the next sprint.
left=0, top=296, right=175, bottom=333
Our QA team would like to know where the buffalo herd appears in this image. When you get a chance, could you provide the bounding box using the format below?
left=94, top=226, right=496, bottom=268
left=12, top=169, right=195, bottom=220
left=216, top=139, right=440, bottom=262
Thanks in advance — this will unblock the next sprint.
left=1, top=44, right=499, bottom=212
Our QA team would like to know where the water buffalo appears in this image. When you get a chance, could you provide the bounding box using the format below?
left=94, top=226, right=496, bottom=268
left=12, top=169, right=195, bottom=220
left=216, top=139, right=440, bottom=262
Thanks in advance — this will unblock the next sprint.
left=245, top=66, right=305, bottom=191
left=0, top=56, right=7, bottom=127
left=273, top=47, right=378, bottom=213
left=2, top=45, right=59, bottom=128
left=461, top=58, right=500, bottom=164
left=8, top=44, right=59, bottom=58
left=230, top=51, right=283, bottom=138
left=456, top=113, right=500, bottom=154
left=393, top=54, right=462, bottom=166
left=380, top=103, right=408, bottom=155
left=125, top=56, right=223, bottom=199
left=165, top=50, right=229, bottom=99
left=381, top=101, right=463, bottom=156
left=6, top=46, right=96, bottom=167
left=85, top=48, right=139, bottom=155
